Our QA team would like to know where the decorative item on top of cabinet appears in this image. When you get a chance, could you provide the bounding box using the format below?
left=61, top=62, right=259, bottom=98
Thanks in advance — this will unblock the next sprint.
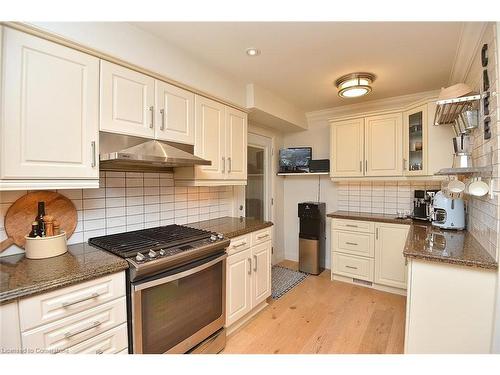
left=174, top=95, right=248, bottom=186
left=0, top=27, right=99, bottom=191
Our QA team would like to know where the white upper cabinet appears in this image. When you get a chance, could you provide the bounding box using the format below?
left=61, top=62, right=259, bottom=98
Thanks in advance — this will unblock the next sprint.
left=403, top=105, right=428, bottom=176
left=155, top=81, right=195, bottom=145
left=1, top=28, right=99, bottom=188
left=225, top=107, right=248, bottom=180
left=330, top=118, right=364, bottom=177
left=100, top=61, right=155, bottom=139
left=364, top=113, right=403, bottom=176
left=194, top=95, right=227, bottom=179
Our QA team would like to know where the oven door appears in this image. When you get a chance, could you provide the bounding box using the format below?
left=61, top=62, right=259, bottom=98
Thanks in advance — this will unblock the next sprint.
left=131, top=252, right=226, bottom=354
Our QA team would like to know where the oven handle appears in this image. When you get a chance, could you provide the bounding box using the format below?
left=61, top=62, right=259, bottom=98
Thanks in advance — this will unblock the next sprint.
left=133, top=253, right=227, bottom=292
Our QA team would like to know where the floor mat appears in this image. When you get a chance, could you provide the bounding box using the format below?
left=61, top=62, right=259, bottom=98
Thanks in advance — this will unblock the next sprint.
left=271, top=265, right=308, bottom=300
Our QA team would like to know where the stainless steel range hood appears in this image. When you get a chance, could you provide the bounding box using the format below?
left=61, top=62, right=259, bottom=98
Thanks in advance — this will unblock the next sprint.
left=99, top=133, right=211, bottom=171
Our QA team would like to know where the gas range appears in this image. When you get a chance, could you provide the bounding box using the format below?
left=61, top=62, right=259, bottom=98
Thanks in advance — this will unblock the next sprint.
left=89, top=224, right=230, bottom=281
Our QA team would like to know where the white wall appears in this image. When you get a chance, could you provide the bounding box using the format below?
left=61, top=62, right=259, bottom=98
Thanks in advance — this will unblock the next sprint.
left=29, top=22, right=248, bottom=107
left=282, top=117, right=338, bottom=267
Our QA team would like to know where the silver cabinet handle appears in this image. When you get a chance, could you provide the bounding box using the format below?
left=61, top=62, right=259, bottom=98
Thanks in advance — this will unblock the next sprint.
left=365, top=160, right=368, bottom=172
left=345, top=265, right=358, bottom=270
left=345, top=224, right=358, bottom=228
left=253, top=255, right=258, bottom=272
left=359, top=160, right=362, bottom=172
left=96, top=349, right=104, bottom=354
left=222, top=157, right=225, bottom=173
left=257, top=233, right=269, bottom=240
left=345, top=242, right=358, bottom=246
left=376, top=227, right=379, bottom=240
left=233, top=241, right=247, bottom=248
left=149, top=106, right=154, bottom=128
left=403, top=158, right=407, bottom=171
left=91, top=141, right=96, bottom=168
left=62, top=292, right=100, bottom=308
left=228, top=157, right=232, bottom=173
left=247, top=258, right=252, bottom=275
left=64, top=321, right=101, bottom=339
left=160, top=108, right=165, bottom=130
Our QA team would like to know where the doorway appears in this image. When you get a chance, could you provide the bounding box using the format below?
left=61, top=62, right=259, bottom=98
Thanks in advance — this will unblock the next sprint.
left=246, top=133, right=272, bottom=222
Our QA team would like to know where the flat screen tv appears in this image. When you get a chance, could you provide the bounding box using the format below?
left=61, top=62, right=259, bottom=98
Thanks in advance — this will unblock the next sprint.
left=279, top=147, right=312, bottom=173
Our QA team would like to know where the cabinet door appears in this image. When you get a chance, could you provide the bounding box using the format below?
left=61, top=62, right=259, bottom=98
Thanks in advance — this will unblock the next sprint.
left=100, top=60, right=155, bottom=138
left=251, top=241, right=272, bottom=307
left=1, top=28, right=99, bottom=179
left=364, top=113, right=403, bottom=176
left=225, top=107, right=247, bottom=180
left=374, top=223, right=409, bottom=289
left=155, top=81, right=195, bottom=145
left=193, top=95, right=226, bottom=179
left=0, top=302, right=21, bottom=351
left=226, top=249, right=252, bottom=327
left=330, top=118, right=364, bottom=177
left=403, top=105, right=427, bottom=176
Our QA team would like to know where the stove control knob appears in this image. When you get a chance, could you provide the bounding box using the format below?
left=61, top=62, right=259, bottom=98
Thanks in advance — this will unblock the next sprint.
left=159, top=249, right=166, bottom=256
left=217, top=233, right=224, bottom=240
left=135, top=253, right=146, bottom=262
left=210, top=234, right=217, bottom=242
left=148, top=249, right=157, bottom=258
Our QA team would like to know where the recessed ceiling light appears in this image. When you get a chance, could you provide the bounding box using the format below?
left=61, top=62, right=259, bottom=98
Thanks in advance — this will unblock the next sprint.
left=335, top=72, right=376, bottom=98
left=246, top=48, right=261, bottom=57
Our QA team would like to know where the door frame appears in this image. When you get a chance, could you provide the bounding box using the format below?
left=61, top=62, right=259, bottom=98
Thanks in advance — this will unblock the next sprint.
left=246, top=132, right=273, bottom=222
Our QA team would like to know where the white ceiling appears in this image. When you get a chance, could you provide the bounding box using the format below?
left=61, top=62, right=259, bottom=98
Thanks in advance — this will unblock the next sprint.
left=133, top=22, right=463, bottom=112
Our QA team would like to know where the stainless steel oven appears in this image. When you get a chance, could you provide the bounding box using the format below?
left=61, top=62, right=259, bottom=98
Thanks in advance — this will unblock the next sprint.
left=131, top=252, right=227, bottom=354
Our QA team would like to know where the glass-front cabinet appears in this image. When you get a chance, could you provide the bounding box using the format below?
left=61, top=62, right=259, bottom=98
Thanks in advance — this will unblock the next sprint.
left=403, top=104, right=428, bottom=176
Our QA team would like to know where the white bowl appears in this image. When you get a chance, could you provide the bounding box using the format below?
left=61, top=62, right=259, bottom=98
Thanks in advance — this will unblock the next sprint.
left=24, top=232, right=68, bottom=259
left=468, top=178, right=489, bottom=197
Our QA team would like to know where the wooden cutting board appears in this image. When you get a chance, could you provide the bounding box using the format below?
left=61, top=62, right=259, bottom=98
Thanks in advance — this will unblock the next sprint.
left=2, top=191, right=77, bottom=250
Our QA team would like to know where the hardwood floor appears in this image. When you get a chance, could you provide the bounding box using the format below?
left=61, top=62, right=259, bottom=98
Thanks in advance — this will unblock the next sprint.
left=223, top=260, right=406, bottom=354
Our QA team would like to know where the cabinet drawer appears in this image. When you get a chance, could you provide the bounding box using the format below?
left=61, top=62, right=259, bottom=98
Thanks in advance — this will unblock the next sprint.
left=251, top=227, right=272, bottom=246
left=64, top=323, right=128, bottom=354
left=19, top=272, right=125, bottom=331
left=227, top=234, right=251, bottom=256
left=332, top=219, right=374, bottom=233
left=22, top=296, right=127, bottom=353
left=332, top=252, right=374, bottom=282
left=332, top=230, right=374, bottom=258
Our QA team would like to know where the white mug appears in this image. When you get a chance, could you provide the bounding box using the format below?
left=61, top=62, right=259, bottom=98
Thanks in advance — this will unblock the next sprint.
left=447, top=179, right=465, bottom=193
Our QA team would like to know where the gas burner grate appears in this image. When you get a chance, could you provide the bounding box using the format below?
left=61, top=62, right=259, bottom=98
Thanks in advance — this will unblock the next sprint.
left=88, top=224, right=212, bottom=258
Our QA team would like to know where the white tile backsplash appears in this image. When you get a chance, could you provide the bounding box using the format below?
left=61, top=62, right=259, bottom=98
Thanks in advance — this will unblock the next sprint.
left=336, top=180, right=442, bottom=215
left=0, top=171, right=235, bottom=257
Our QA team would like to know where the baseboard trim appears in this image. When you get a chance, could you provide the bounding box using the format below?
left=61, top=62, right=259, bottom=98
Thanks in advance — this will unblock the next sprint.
left=226, top=301, right=269, bottom=336
left=332, top=273, right=407, bottom=296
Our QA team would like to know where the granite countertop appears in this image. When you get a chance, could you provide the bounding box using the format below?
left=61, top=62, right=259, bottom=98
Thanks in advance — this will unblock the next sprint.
left=328, top=210, right=498, bottom=270
left=327, top=210, right=413, bottom=225
left=0, top=243, right=128, bottom=304
left=403, top=224, right=498, bottom=270
left=186, top=216, right=273, bottom=238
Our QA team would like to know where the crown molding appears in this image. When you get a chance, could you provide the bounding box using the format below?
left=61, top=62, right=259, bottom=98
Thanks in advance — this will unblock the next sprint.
left=305, top=89, right=440, bottom=123
left=448, top=22, right=489, bottom=85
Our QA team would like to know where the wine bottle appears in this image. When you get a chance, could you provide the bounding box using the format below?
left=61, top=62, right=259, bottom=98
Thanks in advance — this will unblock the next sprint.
left=36, top=201, right=46, bottom=237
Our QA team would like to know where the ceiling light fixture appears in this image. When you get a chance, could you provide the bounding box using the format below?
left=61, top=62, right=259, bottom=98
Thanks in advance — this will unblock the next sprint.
left=246, top=48, right=261, bottom=56
left=335, top=72, right=376, bottom=98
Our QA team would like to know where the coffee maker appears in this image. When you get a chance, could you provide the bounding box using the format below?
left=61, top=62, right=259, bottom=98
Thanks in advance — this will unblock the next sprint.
left=412, top=189, right=439, bottom=221
left=431, top=191, right=466, bottom=230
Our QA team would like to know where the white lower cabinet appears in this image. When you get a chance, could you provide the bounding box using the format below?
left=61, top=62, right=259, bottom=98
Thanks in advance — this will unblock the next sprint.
left=374, top=223, right=409, bottom=289
left=331, top=218, right=409, bottom=294
left=0, top=272, right=128, bottom=354
left=225, top=229, right=272, bottom=328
